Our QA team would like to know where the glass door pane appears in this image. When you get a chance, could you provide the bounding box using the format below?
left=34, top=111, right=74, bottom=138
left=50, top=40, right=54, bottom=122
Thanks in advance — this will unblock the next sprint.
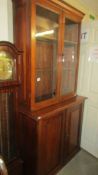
left=60, top=18, right=79, bottom=96
left=35, top=5, right=59, bottom=102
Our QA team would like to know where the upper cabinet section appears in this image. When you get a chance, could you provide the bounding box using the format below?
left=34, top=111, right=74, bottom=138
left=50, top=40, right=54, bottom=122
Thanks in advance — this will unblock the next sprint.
left=12, top=0, right=84, bottom=110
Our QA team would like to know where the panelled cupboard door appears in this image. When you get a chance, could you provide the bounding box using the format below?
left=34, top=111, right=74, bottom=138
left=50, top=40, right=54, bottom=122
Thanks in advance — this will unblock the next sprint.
left=37, top=112, right=62, bottom=175
left=63, top=103, right=83, bottom=162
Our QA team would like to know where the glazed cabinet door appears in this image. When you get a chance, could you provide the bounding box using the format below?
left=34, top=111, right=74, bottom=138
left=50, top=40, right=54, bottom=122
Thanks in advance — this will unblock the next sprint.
left=37, top=112, right=63, bottom=175
left=62, top=103, right=83, bottom=163
left=31, top=0, right=62, bottom=108
left=60, top=16, right=80, bottom=99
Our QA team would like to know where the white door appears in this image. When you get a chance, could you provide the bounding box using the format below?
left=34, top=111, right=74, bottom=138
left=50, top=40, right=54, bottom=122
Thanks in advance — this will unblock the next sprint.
left=77, top=21, right=98, bottom=158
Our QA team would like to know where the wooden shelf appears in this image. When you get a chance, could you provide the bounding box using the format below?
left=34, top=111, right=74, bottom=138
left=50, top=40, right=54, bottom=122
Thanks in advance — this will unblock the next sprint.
left=64, top=40, right=78, bottom=45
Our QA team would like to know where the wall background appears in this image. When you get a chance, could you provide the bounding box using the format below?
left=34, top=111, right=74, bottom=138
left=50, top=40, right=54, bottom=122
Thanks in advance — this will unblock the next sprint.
left=0, top=0, right=13, bottom=42
left=64, top=0, right=98, bottom=20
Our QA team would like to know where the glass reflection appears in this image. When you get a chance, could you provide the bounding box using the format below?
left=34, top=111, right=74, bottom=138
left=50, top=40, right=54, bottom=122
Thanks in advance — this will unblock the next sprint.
left=0, top=51, right=14, bottom=81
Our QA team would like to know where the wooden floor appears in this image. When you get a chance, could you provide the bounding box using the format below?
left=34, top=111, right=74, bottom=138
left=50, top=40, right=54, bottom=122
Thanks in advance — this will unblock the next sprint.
left=57, top=150, right=98, bottom=175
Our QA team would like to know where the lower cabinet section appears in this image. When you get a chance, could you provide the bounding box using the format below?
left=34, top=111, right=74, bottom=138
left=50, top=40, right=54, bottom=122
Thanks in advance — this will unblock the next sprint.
left=19, top=97, right=85, bottom=175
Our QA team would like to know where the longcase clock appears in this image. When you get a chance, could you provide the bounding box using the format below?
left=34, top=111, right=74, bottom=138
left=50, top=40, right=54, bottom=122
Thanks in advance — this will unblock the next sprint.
left=0, top=41, right=23, bottom=175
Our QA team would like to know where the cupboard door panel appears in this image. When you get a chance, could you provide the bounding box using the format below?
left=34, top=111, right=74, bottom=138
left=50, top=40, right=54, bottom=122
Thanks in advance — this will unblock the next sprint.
left=67, top=104, right=83, bottom=155
left=68, top=107, right=80, bottom=153
left=38, top=112, right=62, bottom=175
left=63, top=103, right=83, bottom=162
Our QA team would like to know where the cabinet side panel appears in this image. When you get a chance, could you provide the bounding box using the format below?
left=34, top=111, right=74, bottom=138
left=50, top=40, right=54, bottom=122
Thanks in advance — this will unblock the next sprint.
left=19, top=114, right=37, bottom=175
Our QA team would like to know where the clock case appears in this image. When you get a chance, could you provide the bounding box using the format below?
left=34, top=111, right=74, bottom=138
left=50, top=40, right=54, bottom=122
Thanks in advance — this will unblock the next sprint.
left=0, top=41, right=23, bottom=175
